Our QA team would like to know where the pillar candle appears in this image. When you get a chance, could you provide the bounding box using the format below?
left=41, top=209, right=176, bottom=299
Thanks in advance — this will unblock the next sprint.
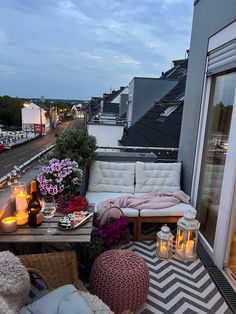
left=186, top=240, right=194, bottom=256
left=160, top=243, right=168, bottom=258
left=15, top=192, right=28, bottom=211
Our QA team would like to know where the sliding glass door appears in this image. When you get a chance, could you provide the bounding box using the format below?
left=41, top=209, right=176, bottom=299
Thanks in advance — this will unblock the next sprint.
left=196, top=71, right=236, bottom=246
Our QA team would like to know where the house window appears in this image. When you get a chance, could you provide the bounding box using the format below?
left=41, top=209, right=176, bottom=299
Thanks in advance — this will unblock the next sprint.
left=160, top=105, right=180, bottom=117
left=196, top=71, right=236, bottom=246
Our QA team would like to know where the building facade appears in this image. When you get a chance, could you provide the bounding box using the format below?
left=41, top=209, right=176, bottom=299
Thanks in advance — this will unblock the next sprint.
left=21, top=101, right=50, bottom=134
left=178, top=0, right=236, bottom=285
left=127, top=77, right=178, bottom=127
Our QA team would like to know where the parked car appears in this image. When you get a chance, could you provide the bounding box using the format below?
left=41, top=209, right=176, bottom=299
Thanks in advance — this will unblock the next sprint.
left=0, top=143, right=11, bottom=153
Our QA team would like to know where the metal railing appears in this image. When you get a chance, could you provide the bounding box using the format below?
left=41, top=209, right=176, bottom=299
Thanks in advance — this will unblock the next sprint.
left=97, top=145, right=178, bottom=152
left=96, top=145, right=179, bottom=162
left=0, top=144, right=55, bottom=188
left=88, top=119, right=125, bottom=126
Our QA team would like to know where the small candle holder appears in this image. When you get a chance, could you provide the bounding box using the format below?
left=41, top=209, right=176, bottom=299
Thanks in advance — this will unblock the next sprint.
left=14, top=210, right=29, bottom=226
left=156, top=224, right=174, bottom=260
left=1, top=216, right=17, bottom=233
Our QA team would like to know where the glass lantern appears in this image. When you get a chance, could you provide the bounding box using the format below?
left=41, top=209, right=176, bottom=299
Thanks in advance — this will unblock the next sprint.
left=175, top=209, right=200, bottom=261
left=11, top=181, right=29, bottom=225
left=156, top=224, right=174, bottom=259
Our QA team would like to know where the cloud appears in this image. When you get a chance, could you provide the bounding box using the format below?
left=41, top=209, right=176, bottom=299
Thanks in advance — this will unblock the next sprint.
left=0, top=30, right=7, bottom=42
left=0, top=63, right=16, bottom=75
left=0, top=0, right=193, bottom=98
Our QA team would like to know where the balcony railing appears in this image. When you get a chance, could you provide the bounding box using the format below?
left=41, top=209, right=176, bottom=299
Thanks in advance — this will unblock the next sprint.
left=96, top=145, right=179, bottom=162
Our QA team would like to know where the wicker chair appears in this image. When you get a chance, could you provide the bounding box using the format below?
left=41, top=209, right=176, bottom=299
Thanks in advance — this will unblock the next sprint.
left=19, top=250, right=132, bottom=314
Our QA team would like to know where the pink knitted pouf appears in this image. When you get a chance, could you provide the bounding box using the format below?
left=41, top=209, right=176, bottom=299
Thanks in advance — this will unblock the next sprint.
left=90, top=249, right=149, bottom=314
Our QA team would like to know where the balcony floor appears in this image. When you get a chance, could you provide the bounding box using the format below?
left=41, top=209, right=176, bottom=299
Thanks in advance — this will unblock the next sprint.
left=29, top=240, right=233, bottom=314
left=125, top=241, right=231, bottom=314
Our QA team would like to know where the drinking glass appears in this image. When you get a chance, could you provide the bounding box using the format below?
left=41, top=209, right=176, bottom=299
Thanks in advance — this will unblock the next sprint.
left=42, top=196, right=57, bottom=235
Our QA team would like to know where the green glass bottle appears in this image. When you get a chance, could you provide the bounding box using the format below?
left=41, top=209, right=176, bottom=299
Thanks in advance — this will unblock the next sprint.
left=28, top=181, right=42, bottom=227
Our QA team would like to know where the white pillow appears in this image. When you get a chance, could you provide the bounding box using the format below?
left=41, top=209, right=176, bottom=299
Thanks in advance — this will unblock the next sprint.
left=135, top=162, right=181, bottom=193
left=19, top=284, right=93, bottom=314
left=88, top=161, right=135, bottom=193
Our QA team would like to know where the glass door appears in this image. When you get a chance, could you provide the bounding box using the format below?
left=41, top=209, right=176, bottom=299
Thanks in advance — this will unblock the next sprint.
left=196, top=71, right=236, bottom=246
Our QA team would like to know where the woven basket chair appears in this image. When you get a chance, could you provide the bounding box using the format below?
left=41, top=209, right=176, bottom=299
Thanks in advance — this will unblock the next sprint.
left=19, top=250, right=132, bottom=314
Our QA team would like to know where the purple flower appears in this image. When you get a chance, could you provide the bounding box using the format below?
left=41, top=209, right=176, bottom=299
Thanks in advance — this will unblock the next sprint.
left=71, top=177, right=80, bottom=185
left=36, top=158, right=83, bottom=196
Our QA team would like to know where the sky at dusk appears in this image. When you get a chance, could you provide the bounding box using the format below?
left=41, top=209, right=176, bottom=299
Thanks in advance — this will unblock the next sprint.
left=0, top=0, right=194, bottom=100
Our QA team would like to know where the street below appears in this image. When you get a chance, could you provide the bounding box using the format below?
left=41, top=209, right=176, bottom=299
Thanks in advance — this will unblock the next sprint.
left=0, top=119, right=82, bottom=178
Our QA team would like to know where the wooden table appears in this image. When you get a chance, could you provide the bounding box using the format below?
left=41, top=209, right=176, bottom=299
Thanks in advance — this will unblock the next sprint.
left=0, top=204, right=94, bottom=243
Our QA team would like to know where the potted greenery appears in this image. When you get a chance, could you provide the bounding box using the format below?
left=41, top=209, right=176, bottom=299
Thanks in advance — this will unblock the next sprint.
left=54, top=128, right=97, bottom=169
left=75, top=235, right=104, bottom=282
left=54, top=128, right=97, bottom=195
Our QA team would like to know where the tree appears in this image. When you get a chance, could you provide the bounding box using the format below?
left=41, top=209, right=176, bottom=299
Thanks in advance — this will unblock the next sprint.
left=0, top=96, right=25, bottom=128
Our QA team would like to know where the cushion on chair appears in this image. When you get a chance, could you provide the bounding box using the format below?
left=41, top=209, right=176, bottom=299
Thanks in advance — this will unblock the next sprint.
left=135, top=162, right=181, bottom=193
left=85, top=192, right=139, bottom=217
left=88, top=161, right=135, bottom=193
left=138, top=202, right=195, bottom=217
left=19, top=284, right=93, bottom=314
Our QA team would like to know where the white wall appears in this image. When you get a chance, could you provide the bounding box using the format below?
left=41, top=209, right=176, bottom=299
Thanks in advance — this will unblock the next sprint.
left=111, top=87, right=129, bottom=103
left=88, top=124, right=124, bottom=147
left=22, top=103, right=46, bottom=125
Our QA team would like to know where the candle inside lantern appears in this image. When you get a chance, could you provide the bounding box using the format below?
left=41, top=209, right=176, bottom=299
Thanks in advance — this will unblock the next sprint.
left=15, top=191, right=28, bottom=212
left=186, top=240, right=194, bottom=256
left=160, top=242, right=168, bottom=258
left=176, top=243, right=185, bottom=255
left=1, top=216, right=17, bottom=233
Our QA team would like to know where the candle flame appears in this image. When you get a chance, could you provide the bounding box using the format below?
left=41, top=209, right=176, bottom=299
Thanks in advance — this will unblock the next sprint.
left=2, top=217, right=17, bottom=224
left=17, top=191, right=26, bottom=197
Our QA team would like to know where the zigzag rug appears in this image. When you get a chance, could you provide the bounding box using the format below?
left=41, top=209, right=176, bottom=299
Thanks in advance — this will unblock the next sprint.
left=123, top=241, right=232, bottom=314
left=29, top=240, right=232, bottom=313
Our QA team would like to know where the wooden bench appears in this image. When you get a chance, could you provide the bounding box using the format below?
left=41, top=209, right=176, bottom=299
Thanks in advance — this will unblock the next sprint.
left=85, top=161, right=195, bottom=241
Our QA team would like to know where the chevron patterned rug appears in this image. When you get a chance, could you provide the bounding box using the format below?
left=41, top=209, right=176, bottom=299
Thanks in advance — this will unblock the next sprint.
left=29, top=240, right=232, bottom=314
left=123, top=241, right=232, bottom=314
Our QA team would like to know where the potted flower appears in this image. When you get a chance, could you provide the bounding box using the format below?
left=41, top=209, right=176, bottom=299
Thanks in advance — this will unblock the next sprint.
left=36, top=158, right=83, bottom=196
left=92, top=212, right=130, bottom=250
left=36, top=158, right=90, bottom=214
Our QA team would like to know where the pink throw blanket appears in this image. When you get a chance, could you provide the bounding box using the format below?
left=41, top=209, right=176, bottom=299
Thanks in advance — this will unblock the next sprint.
left=98, top=190, right=190, bottom=212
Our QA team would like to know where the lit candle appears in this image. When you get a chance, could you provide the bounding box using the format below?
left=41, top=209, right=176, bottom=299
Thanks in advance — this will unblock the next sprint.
left=160, top=243, right=168, bottom=258
left=15, top=191, right=28, bottom=211
left=186, top=240, right=194, bottom=256
left=176, top=243, right=185, bottom=255
left=15, top=210, right=28, bottom=225
left=1, top=217, right=17, bottom=233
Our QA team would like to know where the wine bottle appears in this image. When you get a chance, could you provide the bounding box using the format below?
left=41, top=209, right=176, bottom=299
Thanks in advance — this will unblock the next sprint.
left=28, top=181, right=42, bottom=227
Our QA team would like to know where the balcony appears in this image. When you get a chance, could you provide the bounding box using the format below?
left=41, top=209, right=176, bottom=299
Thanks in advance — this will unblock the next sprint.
left=0, top=146, right=235, bottom=313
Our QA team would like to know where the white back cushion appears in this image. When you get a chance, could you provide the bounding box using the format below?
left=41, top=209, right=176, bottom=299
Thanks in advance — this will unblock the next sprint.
left=88, top=161, right=135, bottom=193
left=135, top=162, right=181, bottom=193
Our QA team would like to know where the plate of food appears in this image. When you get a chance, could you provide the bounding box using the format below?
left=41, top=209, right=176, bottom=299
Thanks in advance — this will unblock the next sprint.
left=58, top=211, right=93, bottom=230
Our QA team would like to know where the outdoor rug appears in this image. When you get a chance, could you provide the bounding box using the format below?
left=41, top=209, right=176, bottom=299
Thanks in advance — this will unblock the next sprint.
left=123, top=241, right=232, bottom=314
left=28, top=240, right=232, bottom=314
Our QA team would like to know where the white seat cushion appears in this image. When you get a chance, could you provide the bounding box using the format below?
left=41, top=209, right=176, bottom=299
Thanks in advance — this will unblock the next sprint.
left=135, top=161, right=181, bottom=193
left=85, top=192, right=139, bottom=217
left=139, top=203, right=195, bottom=217
left=88, top=161, right=135, bottom=193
